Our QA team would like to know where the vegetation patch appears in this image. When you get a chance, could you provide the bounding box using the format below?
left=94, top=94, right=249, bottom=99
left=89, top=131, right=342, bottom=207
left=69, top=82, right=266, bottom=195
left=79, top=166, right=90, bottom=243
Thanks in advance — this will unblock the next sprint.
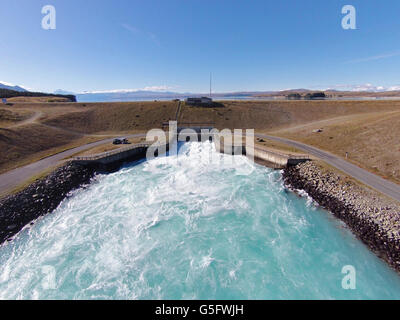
left=0, top=88, right=76, bottom=102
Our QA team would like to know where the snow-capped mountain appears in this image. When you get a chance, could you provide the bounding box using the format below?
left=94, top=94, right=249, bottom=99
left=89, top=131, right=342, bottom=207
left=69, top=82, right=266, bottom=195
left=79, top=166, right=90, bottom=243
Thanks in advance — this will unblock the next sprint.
left=0, top=81, right=27, bottom=92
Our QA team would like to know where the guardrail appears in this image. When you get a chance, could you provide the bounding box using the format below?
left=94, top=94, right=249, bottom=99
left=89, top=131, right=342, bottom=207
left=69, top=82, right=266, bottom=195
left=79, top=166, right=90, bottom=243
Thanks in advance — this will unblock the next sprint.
left=252, top=146, right=310, bottom=160
left=73, top=140, right=309, bottom=163
left=73, top=143, right=151, bottom=161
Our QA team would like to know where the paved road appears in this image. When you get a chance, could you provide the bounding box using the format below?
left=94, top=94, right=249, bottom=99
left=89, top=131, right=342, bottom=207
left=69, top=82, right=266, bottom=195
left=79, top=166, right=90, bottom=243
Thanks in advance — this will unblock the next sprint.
left=256, top=134, right=400, bottom=202
left=1, top=131, right=399, bottom=203
left=0, top=133, right=146, bottom=197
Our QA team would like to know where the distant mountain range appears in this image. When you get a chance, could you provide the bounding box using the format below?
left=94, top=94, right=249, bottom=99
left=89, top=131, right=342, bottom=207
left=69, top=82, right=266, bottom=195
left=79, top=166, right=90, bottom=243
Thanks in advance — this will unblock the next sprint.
left=4, top=81, right=400, bottom=103
left=54, top=89, right=76, bottom=95
left=75, top=90, right=183, bottom=102
left=253, top=88, right=400, bottom=98
left=72, top=89, right=279, bottom=102
left=0, top=86, right=76, bottom=102
left=74, top=88, right=400, bottom=102
left=0, top=82, right=27, bottom=92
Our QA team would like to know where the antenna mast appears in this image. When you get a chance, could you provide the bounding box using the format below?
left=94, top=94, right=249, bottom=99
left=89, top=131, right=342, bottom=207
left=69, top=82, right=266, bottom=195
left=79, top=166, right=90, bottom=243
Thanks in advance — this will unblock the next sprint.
left=210, top=72, right=212, bottom=98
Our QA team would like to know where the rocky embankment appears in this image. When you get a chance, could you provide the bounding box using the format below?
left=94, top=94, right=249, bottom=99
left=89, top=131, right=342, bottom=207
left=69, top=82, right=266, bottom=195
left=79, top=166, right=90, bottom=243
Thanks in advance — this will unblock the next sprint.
left=0, top=163, right=96, bottom=244
left=283, top=161, right=400, bottom=272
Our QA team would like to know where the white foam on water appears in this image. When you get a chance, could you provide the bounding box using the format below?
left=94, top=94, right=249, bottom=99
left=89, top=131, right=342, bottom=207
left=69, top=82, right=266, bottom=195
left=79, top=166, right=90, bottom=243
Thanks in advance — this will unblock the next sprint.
left=0, top=141, right=400, bottom=300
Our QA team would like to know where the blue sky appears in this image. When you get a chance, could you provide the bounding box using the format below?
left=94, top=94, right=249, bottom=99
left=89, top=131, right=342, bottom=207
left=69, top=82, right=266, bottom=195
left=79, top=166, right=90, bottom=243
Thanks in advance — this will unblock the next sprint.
left=1, top=0, right=400, bottom=93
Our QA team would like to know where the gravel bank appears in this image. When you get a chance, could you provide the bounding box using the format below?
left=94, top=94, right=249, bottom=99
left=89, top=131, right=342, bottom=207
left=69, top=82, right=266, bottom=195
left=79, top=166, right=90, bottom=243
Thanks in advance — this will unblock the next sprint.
left=0, top=163, right=96, bottom=244
left=283, top=161, right=400, bottom=272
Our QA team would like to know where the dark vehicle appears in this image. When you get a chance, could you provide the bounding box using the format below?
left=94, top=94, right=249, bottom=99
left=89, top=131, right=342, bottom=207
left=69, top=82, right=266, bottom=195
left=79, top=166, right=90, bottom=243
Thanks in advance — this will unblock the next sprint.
left=113, top=138, right=130, bottom=145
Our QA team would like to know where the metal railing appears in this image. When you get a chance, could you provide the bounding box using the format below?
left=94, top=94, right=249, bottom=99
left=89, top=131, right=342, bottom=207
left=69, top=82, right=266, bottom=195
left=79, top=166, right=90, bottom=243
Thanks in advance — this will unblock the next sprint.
left=73, top=143, right=152, bottom=161
left=73, top=139, right=309, bottom=163
left=252, top=146, right=310, bottom=160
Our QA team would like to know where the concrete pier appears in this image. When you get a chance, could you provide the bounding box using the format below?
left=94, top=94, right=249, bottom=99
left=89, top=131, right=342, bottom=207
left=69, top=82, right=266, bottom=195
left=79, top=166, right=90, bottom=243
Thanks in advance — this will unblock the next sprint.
left=216, top=142, right=309, bottom=169
left=250, top=146, right=309, bottom=169
left=72, top=142, right=169, bottom=171
left=72, top=133, right=309, bottom=171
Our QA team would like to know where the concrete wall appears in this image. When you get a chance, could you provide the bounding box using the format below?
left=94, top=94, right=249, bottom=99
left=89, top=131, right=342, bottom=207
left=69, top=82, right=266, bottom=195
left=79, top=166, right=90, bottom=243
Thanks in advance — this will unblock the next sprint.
left=72, top=143, right=169, bottom=172
left=215, top=141, right=309, bottom=169
left=73, top=146, right=146, bottom=166
left=250, top=147, right=289, bottom=168
left=73, top=137, right=308, bottom=172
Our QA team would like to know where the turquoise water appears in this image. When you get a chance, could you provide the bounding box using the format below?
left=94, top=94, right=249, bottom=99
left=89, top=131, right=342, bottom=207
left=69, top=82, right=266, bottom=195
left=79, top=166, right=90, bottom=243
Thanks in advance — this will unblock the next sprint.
left=0, top=141, right=400, bottom=299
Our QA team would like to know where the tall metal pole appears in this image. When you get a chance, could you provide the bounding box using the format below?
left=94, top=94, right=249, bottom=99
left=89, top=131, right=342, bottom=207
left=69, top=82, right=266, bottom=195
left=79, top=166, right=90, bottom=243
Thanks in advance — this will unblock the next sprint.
left=210, top=72, right=212, bottom=98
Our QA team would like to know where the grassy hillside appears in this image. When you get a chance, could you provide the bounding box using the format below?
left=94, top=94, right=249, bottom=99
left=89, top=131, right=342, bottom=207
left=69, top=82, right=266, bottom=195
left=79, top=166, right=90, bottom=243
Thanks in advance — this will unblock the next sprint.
left=180, top=100, right=400, bottom=130
left=0, top=124, right=100, bottom=173
left=275, top=110, right=400, bottom=184
left=42, top=101, right=177, bottom=134
left=6, top=96, right=72, bottom=103
left=0, top=101, right=178, bottom=173
left=0, top=109, right=34, bottom=126
left=0, top=88, right=76, bottom=102
left=1, top=99, right=400, bottom=185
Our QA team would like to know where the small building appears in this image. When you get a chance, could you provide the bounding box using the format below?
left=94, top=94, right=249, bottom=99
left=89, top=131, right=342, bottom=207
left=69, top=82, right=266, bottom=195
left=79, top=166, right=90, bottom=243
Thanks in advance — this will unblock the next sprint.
left=185, top=97, right=213, bottom=106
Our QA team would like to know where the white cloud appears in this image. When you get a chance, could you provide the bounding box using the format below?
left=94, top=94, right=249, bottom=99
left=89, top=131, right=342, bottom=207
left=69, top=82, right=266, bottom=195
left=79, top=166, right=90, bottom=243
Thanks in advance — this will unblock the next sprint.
left=121, top=23, right=160, bottom=46
left=142, top=86, right=173, bottom=91
left=0, top=80, right=16, bottom=86
left=0, top=80, right=32, bottom=91
left=323, top=83, right=400, bottom=92
left=387, top=86, right=400, bottom=91
left=350, top=84, right=383, bottom=92
left=121, top=24, right=140, bottom=34
left=80, top=85, right=174, bottom=94
left=345, top=51, right=400, bottom=64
